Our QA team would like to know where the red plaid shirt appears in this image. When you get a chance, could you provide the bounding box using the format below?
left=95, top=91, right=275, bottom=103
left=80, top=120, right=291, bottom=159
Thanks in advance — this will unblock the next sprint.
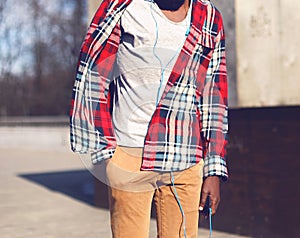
left=70, top=0, right=228, bottom=179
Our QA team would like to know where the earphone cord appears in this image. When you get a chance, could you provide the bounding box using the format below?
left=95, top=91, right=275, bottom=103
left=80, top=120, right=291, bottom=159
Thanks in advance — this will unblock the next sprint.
left=209, top=207, right=213, bottom=238
left=170, top=171, right=213, bottom=238
left=170, top=172, right=187, bottom=238
left=150, top=3, right=164, bottom=106
left=150, top=2, right=189, bottom=106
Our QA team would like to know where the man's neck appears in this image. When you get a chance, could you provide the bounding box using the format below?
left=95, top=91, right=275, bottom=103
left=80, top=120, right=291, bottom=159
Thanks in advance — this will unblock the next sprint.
left=154, top=0, right=190, bottom=23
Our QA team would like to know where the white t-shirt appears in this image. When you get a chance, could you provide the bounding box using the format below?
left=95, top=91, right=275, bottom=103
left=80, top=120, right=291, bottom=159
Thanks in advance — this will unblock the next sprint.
left=112, top=0, right=192, bottom=147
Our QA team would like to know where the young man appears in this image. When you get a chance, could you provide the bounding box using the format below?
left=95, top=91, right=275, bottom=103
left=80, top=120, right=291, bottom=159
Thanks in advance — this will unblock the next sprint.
left=70, top=0, right=228, bottom=237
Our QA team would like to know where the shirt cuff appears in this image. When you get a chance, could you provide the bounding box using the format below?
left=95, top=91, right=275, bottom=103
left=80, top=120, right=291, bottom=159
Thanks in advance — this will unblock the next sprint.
left=91, top=147, right=116, bottom=164
left=203, top=155, right=228, bottom=181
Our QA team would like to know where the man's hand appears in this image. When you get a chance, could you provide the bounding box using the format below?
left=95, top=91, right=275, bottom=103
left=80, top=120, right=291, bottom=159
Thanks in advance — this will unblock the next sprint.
left=199, top=176, right=220, bottom=215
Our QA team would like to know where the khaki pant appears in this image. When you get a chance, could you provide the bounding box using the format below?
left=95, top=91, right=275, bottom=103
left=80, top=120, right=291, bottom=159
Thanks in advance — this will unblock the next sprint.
left=106, top=146, right=204, bottom=238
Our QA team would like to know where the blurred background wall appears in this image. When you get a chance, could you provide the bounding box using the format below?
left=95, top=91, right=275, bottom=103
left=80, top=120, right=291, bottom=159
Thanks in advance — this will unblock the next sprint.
left=235, top=0, right=300, bottom=107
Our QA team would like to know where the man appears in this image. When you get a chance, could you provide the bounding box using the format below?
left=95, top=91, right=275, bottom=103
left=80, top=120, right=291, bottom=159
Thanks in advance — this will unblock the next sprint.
left=70, top=0, right=228, bottom=237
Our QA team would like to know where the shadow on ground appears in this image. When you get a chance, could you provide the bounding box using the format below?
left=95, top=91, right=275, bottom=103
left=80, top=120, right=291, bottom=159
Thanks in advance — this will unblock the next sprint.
left=19, top=170, right=109, bottom=209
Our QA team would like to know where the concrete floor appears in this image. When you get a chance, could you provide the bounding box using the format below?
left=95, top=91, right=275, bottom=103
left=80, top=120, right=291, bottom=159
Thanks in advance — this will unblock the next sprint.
left=0, top=126, right=252, bottom=238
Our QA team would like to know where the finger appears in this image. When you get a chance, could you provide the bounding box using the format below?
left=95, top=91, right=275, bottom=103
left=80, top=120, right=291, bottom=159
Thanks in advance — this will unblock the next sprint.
left=199, top=191, right=208, bottom=211
left=210, top=195, right=220, bottom=215
left=210, top=198, right=216, bottom=215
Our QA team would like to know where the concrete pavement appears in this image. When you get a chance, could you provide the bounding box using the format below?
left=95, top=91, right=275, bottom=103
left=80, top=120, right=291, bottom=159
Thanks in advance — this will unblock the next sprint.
left=0, top=126, right=252, bottom=238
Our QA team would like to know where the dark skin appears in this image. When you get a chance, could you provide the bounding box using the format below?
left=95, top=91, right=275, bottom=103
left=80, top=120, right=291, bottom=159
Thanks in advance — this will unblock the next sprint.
left=154, top=0, right=221, bottom=215
left=154, top=0, right=186, bottom=11
left=154, top=0, right=189, bottom=23
left=199, top=176, right=221, bottom=215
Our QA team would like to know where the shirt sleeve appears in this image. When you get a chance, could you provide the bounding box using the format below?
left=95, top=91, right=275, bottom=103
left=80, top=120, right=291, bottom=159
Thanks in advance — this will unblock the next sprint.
left=69, top=0, right=118, bottom=160
left=200, top=21, right=229, bottom=181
